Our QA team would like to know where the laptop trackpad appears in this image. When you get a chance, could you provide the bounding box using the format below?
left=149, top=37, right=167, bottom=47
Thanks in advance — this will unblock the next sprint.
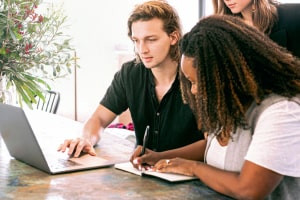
left=69, top=154, right=108, bottom=166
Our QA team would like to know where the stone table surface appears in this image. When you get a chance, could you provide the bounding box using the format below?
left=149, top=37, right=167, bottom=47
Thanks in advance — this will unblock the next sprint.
left=0, top=110, right=233, bottom=200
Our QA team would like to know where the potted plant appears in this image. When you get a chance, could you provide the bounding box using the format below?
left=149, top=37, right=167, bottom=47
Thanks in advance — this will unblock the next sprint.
left=0, top=0, right=77, bottom=108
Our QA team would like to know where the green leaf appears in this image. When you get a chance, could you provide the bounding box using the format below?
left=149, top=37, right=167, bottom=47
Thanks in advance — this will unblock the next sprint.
left=0, top=48, right=6, bottom=55
left=13, top=30, right=22, bottom=40
left=14, top=83, right=33, bottom=109
left=8, top=29, right=17, bottom=42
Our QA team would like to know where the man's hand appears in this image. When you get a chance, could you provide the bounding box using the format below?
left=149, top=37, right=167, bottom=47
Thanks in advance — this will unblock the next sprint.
left=57, top=137, right=96, bottom=157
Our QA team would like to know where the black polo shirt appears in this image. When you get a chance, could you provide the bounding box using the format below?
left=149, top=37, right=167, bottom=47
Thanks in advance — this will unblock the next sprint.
left=101, top=60, right=203, bottom=152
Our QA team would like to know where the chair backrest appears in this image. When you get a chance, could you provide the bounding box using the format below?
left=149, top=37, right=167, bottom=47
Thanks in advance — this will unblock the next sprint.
left=36, top=90, right=60, bottom=114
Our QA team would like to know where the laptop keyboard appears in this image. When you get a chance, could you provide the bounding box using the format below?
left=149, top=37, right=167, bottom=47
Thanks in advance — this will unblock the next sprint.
left=50, top=158, right=81, bottom=170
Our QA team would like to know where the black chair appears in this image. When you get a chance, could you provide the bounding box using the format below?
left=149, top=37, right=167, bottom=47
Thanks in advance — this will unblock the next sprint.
left=36, top=90, right=60, bottom=114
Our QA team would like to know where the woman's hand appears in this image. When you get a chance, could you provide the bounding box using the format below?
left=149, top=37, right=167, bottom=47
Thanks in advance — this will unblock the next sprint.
left=57, top=137, right=96, bottom=157
left=153, top=158, right=198, bottom=177
left=130, top=145, right=162, bottom=170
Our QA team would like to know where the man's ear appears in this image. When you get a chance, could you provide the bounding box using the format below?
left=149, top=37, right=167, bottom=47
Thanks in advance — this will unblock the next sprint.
left=169, top=31, right=180, bottom=45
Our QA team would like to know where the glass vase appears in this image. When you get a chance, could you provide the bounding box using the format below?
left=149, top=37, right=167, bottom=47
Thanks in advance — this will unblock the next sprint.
left=0, top=76, right=12, bottom=104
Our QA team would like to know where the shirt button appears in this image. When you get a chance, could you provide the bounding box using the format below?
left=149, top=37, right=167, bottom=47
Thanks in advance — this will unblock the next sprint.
left=154, top=130, right=158, bottom=135
left=156, top=112, right=160, bottom=116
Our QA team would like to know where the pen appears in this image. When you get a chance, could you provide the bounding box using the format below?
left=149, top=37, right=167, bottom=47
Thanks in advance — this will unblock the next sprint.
left=139, top=125, right=150, bottom=156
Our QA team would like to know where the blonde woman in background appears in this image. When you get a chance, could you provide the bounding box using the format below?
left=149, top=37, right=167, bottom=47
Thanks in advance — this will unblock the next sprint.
left=213, top=0, right=300, bottom=57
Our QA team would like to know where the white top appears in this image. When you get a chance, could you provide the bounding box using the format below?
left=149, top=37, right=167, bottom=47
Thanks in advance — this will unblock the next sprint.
left=206, top=136, right=228, bottom=169
left=245, top=100, right=300, bottom=177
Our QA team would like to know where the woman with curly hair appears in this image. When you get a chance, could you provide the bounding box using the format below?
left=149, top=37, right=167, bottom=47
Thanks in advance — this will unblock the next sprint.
left=213, top=0, right=300, bottom=58
left=154, top=15, right=300, bottom=199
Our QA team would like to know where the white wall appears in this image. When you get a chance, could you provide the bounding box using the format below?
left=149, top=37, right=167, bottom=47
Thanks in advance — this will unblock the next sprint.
left=48, top=0, right=199, bottom=122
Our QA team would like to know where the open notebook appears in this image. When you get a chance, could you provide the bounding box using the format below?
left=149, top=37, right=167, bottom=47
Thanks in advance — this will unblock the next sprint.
left=115, top=162, right=198, bottom=182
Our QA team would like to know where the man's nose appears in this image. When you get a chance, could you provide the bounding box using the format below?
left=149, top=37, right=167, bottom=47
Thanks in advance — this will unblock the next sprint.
left=139, top=42, right=149, bottom=54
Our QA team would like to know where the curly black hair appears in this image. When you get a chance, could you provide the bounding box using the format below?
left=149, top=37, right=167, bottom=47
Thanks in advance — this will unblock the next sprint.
left=179, top=14, right=300, bottom=138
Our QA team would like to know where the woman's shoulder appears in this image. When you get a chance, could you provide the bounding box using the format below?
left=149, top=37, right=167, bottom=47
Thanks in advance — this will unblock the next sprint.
left=277, top=4, right=300, bottom=22
left=258, top=94, right=300, bottom=112
left=256, top=95, right=300, bottom=128
left=277, top=3, right=300, bottom=11
left=271, top=4, right=300, bottom=57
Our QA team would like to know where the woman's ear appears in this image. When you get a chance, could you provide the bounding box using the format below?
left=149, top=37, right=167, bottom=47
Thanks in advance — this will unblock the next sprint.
left=169, top=31, right=180, bottom=45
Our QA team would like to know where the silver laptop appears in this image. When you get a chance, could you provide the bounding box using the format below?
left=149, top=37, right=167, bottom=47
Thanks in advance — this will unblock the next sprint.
left=0, top=103, right=115, bottom=174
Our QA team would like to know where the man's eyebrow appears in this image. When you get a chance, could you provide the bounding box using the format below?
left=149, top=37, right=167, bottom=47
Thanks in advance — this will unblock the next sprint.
left=131, top=35, right=158, bottom=40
